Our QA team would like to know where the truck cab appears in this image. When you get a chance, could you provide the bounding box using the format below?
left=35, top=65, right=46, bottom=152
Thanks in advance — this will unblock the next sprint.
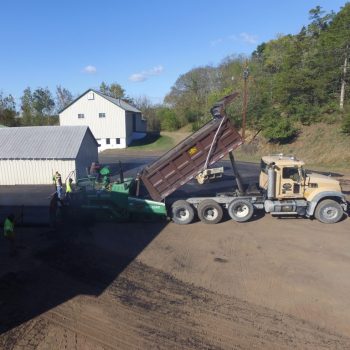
left=260, top=155, right=306, bottom=199
left=259, top=154, right=347, bottom=223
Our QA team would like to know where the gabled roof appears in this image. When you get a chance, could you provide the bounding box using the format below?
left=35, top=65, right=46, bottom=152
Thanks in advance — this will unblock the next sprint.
left=0, top=125, right=98, bottom=159
left=59, top=89, right=141, bottom=114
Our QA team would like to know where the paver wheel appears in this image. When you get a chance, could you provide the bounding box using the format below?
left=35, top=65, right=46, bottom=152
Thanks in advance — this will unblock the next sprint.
left=171, top=200, right=194, bottom=225
left=228, top=199, right=254, bottom=222
left=197, top=199, right=223, bottom=224
left=314, top=199, right=343, bottom=224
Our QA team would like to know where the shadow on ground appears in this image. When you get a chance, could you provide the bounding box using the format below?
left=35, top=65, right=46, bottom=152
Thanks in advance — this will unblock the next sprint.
left=0, top=214, right=167, bottom=334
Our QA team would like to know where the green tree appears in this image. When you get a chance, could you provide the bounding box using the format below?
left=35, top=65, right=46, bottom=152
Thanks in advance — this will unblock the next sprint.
left=20, top=87, right=34, bottom=125
left=100, top=81, right=125, bottom=99
left=157, top=108, right=180, bottom=131
left=316, top=3, right=350, bottom=109
left=262, top=113, right=299, bottom=143
left=308, top=6, right=334, bottom=37
left=134, top=95, right=160, bottom=132
left=32, top=88, right=55, bottom=125
left=165, top=66, right=219, bottom=126
left=0, top=92, right=17, bottom=126
left=56, top=85, right=73, bottom=112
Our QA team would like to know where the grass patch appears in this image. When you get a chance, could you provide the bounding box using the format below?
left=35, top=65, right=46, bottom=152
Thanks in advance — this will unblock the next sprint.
left=128, top=133, right=175, bottom=151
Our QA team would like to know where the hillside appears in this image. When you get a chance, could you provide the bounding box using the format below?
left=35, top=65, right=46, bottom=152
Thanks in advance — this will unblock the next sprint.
left=105, top=122, right=350, bottom=174
left=235, top=122, right=350, bottom=173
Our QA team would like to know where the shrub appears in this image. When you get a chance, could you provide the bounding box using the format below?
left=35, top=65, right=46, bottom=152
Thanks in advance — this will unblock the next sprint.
left=262, top=117, right=299, bottom=144
left=157, top=108, right=180, bottom=131
left=341, top=112, right=350, bottom=134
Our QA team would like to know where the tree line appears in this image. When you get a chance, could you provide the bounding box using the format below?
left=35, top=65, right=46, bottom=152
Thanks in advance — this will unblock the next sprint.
left=163, top=4, right=350, bottom=142
left=1, top=4, right=349, bottom=143
left=0, top=81, right=178, bottom=133
left=0, top=82, right=132, bottom=127
left=0, top=86, right=73, bottom=127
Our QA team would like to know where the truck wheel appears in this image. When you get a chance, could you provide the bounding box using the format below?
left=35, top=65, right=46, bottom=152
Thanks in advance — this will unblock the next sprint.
left=197, top=199, right=223, bottom=224
left=314, top=199, right=343, bottom=224
left=171, top=200, right=194, bottom=225
left=228, top=199, right=254, bottom=222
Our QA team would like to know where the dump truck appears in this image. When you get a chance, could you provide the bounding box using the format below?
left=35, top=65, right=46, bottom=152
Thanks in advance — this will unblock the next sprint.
left=73, top=93, right=348, bottom=224
left=137, top=94, right=347, bottom=224
left=163, top=153, right=348, bottom=225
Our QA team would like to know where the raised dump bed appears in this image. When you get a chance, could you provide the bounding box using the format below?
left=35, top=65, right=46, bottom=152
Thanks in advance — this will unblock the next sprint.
left=140, top=113, right=242, bottom=202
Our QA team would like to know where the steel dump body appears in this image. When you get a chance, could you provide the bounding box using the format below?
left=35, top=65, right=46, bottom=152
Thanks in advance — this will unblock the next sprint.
left=140, top=116, right=243, bottom=201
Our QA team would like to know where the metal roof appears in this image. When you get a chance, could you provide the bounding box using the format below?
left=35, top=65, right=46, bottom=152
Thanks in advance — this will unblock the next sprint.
left=0, top=125, right=97, bottom=159
left=96, top=91, right=141, bottom=113
left=59, top=89, right=141, bottom=114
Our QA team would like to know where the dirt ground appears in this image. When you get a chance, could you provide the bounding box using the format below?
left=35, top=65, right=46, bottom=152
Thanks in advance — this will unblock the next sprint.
left=1, top=209, right=350, bottom=349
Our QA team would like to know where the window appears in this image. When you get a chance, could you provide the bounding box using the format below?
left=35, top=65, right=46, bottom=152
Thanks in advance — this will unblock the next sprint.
left=116, top=138, right=120, bottom=144
left=106, top=138, right=110, bottom=144
left=99, top=113, right=106, bottom=118
left=282, top=167, right=299, bottom=181
left=78, top=113, right=84, bottom=119
left=87, top=92, right=94, bottom=100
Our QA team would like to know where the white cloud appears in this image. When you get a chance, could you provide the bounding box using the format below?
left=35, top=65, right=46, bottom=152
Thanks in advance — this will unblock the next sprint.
left=210, top=38, right=223, bottom=47
left=129, top=65, right=164, bottom=82
left=83, top=65, right=97, bottom=74
left=239, top=32, right=258, bottom=44
left=150, top=65, right=164, bottom=75
left=129, top=73, right=147, bottom=82
left=228, top=34, right=237, bottom=41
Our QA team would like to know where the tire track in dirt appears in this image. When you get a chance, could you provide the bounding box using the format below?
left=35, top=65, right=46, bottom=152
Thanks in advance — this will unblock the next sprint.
left=2, top=240, right=350, bottom=349
left=109, top=259, right=350, bottom=349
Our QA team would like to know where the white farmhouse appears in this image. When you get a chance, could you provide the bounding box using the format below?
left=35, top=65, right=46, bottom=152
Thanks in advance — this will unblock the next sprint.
left=59, top=89, right=147, bottom=151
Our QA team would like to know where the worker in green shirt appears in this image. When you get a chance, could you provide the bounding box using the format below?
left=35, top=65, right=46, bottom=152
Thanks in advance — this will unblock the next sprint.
left=4, top=214, right=16, bottom=256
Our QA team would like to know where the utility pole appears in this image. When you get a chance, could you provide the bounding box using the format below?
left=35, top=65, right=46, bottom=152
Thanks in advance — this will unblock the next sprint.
left=242, top=63, right=249, bottom=141
left=340, top=45, right=348, bottom=110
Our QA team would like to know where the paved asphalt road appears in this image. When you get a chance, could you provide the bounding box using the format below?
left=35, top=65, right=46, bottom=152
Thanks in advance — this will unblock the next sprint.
left=0, top=154, right=260, bottom=225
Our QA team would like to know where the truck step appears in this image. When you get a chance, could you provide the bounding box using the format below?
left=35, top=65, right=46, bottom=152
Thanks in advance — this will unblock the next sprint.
left=271, top=212, right=298, bottom=216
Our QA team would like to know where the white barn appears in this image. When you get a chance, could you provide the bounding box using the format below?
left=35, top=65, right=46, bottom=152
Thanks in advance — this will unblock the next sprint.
left=59, top=89, right=147, bottom=151
left=0, top=125, right=98, bottom=185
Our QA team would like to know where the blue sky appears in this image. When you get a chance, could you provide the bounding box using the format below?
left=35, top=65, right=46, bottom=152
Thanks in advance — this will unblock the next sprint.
left=0, top=0, right=346, bottom=105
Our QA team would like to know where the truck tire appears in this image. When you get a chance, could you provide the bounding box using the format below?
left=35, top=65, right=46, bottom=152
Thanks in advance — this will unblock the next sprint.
left=228, top=199, right=254, bottom=222
left=197, top=199, right=223, bottom=224
left=314, top=199, right=343, bottom=224
left=171, top=200, right=194, bottom=225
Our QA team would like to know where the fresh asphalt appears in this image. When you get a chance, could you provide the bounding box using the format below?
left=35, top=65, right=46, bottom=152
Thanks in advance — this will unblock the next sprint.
left=0, top=154, right=260, bottom=225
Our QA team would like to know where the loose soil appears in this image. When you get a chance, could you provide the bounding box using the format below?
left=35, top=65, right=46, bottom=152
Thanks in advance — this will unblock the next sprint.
left=1, top=213, right=350, bottom=349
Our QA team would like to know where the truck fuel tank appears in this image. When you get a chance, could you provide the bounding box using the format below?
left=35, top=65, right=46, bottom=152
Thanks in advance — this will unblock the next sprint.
left=264, top=199, right=307, bottom=216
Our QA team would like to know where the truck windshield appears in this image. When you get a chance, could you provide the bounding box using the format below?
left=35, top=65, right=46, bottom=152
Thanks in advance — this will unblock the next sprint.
left=282, top=167, right=299, bottom=180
